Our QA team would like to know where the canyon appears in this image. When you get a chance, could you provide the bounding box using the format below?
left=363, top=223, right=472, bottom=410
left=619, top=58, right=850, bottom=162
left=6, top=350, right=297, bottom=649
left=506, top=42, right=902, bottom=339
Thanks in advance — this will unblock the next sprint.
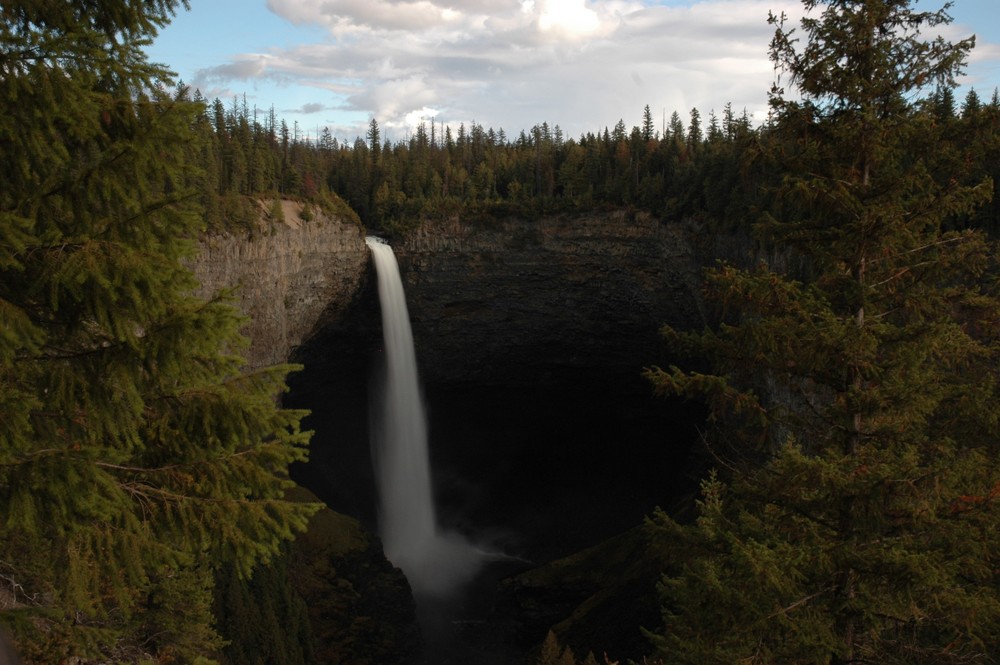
left=190, top=204, right=709, bottom=663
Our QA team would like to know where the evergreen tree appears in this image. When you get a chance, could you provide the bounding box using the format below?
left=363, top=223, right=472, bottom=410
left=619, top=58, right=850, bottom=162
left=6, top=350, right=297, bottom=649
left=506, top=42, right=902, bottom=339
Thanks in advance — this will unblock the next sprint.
left=667, top=111, right=685, bottom=143
left=367, top=117, right=382, bottom=159
left=0, top=2, right=316, bottom=661
left=537, top=630, right=564, bottom=665
left=686, top=107, right=702, bottom=151
left=642, top=104, right=656, bottom=141
left=646, top=1, right=1000, bottom=663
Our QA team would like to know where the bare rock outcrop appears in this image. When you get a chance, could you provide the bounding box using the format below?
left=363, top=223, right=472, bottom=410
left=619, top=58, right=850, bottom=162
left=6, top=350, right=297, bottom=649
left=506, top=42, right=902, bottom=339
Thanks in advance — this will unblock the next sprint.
left=188, top=204, right=368, bottom=370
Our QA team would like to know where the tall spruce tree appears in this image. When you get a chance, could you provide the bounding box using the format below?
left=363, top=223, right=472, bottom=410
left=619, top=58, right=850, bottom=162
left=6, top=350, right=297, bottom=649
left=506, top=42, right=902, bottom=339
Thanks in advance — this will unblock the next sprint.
left=646, top=1, right=1000, bottom=663
left=0, top=2, right=316, bottom=662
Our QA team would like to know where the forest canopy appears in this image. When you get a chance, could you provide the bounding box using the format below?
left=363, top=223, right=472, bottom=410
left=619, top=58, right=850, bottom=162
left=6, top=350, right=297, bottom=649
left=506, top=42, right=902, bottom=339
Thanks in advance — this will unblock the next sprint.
left=183, top=70, right=1000, bottom=241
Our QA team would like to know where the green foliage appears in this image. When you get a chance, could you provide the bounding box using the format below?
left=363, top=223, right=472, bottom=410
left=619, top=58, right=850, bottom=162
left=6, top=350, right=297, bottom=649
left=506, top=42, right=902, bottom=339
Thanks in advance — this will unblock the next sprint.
left=214, top=550, right=313, bottom=665
left=270, top=195, right=286, bottom=224
left=287, top=492, right=420, bottom=665
left=171, top=59, right=1000, bottom=241
left=536, top=630, right=626, bottom=665
left=538, top=630, right=564, bottom=665
left=647, top=1, right=1000, bottom=663
left=0, top=2, right=317, bottom=661
left=184, top=88, right=770, bottom=235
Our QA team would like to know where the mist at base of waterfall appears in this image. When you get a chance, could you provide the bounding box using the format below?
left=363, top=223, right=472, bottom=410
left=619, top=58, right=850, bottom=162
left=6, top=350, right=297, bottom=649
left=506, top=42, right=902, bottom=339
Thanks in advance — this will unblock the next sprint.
left=384, top=530, right=488, bottom=598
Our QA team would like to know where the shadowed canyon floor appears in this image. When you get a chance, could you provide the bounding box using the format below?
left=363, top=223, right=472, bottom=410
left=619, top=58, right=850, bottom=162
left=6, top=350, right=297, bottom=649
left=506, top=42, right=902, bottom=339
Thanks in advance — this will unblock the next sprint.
left=288, top=344, right=703, bottom=662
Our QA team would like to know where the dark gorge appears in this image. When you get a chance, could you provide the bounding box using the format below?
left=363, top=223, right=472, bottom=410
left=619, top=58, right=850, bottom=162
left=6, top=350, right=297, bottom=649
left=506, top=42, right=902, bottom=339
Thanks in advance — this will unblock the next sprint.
left=202, top=208, right=710, bottom=663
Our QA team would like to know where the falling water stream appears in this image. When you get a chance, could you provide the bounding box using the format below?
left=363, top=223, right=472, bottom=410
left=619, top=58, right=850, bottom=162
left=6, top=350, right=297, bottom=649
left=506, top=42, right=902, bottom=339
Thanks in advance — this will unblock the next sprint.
left=366, top=237, right=483, bottom=599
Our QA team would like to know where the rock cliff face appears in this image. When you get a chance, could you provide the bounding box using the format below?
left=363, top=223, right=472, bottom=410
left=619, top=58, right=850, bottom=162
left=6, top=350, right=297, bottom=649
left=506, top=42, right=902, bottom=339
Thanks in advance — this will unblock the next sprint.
left=394, top=210, right=705, bottom=384
left=188, top=205, right=704, bottom=385
left=188, top=203, right=368, bottom=370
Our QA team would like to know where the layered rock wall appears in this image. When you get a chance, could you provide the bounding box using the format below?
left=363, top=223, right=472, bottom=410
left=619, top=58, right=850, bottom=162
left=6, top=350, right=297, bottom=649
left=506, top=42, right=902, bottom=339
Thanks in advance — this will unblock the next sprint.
left=188, top=205, right=368, bottom=369
left=189, top=206, right=704, bottom=379
left=394, top=211, right=705, bottom=384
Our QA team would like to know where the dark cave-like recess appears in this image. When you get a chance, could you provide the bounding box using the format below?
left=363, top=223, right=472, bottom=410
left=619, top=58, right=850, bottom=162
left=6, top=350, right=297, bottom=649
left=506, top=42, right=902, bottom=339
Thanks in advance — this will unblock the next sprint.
left=285, top=268, right=704, bottom=565
left=283, top=250, right=707, bottom=663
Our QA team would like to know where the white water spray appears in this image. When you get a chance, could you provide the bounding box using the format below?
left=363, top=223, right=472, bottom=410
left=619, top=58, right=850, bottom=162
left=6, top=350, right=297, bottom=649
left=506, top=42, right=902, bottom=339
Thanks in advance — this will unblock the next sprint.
left=366, top=237, right=482, bottom=597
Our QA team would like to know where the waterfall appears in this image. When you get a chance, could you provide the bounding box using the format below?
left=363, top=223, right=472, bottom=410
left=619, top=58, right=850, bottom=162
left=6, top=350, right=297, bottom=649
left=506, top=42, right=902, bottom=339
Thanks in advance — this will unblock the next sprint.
left=366, top=237, right=481, bottom=597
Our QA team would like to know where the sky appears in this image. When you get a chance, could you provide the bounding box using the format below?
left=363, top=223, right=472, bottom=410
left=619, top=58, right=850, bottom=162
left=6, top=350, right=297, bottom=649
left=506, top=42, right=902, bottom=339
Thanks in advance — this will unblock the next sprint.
left=147, top=0, right=1000, bottom=144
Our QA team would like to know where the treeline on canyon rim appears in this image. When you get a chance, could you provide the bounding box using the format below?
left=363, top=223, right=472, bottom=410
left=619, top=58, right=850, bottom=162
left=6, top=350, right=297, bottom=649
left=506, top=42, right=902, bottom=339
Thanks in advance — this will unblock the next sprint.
left=189, top=72, right=1000, bottom=240
left=6, top=0, right=1000, bottom=664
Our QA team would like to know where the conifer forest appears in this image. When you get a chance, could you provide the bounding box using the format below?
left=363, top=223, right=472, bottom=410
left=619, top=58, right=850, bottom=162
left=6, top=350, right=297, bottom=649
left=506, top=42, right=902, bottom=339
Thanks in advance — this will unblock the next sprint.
left=5, top=0, right=1000, bottom=663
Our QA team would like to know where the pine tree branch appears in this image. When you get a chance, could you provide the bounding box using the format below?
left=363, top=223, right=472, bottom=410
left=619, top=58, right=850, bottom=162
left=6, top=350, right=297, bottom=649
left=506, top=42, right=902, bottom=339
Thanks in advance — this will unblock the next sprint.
left=94, top=447, right=264, bottom=475
left=867, top=233, right=970, bottom=266
left=0, top=566, right=41, bottom=607
left=767, top=584, right=835, bottom=620
left=119, top=480, right=288, bottom=506
left=695, top=425, right=741, bottom=474
left=791, top=501, right=842, bottom=532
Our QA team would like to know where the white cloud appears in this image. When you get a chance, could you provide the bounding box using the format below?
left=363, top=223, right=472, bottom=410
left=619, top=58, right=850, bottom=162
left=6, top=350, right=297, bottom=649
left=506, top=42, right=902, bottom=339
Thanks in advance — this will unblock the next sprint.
left=189, top=0, right=959, bottom=141
left=537, top=0, right=600, bottom=39
left=266, top=0, right=523, bottom=37
left=196, top=56, right=273, bottom=83
left=403, top=106, right=441, bottom=128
